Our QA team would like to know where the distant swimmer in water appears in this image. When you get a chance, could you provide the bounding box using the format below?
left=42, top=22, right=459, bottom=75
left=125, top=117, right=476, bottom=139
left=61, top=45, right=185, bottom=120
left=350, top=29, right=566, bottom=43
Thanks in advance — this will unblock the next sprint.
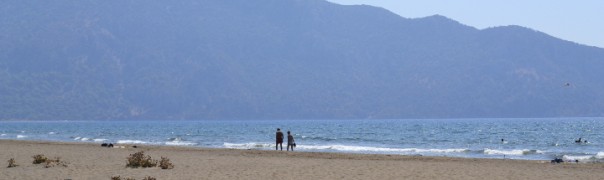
left=575, top=138, right=587, bottom=143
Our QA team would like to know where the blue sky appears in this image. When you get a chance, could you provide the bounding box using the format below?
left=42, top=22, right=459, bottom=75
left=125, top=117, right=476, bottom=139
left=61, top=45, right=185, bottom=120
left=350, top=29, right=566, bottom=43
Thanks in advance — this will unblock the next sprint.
left=327, top=0, right=603, bottom=48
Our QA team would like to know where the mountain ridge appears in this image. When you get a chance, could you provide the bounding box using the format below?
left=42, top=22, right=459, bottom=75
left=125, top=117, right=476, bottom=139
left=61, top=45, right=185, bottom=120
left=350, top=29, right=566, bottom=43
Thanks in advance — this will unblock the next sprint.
left=1, top=0, right=603, bottom=120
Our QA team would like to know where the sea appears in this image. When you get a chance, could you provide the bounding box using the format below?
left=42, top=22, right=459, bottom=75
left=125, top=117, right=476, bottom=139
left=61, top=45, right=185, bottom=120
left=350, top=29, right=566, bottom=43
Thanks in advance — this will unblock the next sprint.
left=1, top=118, right=603, bottom=162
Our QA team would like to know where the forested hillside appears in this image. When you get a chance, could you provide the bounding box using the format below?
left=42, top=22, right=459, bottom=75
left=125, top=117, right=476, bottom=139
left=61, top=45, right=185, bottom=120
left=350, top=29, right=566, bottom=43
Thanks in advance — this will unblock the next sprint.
left=1, top=0, right=603, bottom=120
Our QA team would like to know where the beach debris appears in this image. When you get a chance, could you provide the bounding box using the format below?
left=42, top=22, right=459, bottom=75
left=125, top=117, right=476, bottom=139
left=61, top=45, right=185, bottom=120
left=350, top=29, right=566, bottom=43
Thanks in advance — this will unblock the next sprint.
left=32, top=154, right=48, bottom=164
left=31, top=154, right=67, bottom=167
left=551, top=158, right=564, bottom=163
left=7, top=158, right=18, bottom=168
left=44, top=157, right=68, bottom=168
left=111, top=176, right=136, bottom=180
left=142, top=176, right=157, bottom=180
left=111, top=176, right=155, bottom=180
left=111, top=176, right=135, bottom=180
left=159, top=156, right=174, bottom=169
left=101, top=143, right=114, bottom=148
left=126, top=151, right=157, bottom=168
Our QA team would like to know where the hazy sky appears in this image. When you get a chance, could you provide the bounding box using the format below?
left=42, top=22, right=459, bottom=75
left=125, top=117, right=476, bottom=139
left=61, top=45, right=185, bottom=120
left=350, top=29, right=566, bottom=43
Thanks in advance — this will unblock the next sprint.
left=327, top=0, right=603, bottom=48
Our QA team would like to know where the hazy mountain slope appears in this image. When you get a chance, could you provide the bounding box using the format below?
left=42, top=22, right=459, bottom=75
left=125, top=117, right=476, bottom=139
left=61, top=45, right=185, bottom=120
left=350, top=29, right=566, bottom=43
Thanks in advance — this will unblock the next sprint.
left=1, top=0, right=603, bottom=120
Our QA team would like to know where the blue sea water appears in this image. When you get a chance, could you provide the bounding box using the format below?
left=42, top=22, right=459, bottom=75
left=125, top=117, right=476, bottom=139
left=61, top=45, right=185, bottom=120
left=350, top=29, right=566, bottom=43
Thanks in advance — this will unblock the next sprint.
left=1, top=118, right=603, bottom=162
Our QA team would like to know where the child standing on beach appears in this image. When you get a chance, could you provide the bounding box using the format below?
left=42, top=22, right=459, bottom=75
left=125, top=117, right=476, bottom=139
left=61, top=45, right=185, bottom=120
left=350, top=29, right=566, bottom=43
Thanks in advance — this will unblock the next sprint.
left=287, top=131, right=295, bottom=151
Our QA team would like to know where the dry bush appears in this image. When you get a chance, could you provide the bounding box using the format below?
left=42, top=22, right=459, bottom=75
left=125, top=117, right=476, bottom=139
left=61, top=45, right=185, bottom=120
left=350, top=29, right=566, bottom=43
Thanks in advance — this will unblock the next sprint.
left=44, top=157, right=68, bottom=168
left=159, top=156, right=174, bottom=169
left=142, top=176, right=156, bottom=180
left=126, top=151, right=157, bottom=168
left=7, top=158, right=18, bottom=168
left=32, top=154, right=48, bottom=164
left=126, top=178, right=136, bottom=180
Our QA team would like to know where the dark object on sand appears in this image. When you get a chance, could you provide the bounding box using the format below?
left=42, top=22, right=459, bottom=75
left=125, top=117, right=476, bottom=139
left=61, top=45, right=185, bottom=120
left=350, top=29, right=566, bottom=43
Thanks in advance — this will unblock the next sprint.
left=102, top=143, right=114, bottom=148
left=551, top=158, right=564, bottom=163
left=133, top=145, right=138, bottom=148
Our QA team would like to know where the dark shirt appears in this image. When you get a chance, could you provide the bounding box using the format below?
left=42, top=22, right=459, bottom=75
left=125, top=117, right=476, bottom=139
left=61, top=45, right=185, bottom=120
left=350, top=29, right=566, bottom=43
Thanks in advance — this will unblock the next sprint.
left=276, top=131, right=284, bottom=143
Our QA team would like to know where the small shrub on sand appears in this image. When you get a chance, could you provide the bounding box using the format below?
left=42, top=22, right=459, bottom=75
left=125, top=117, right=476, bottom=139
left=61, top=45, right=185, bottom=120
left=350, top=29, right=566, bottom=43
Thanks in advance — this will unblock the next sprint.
left=32, top=154, right=48, bottom=164
left=7, top=158, right=18, bottom=168
left=142, top=176, right=156, bottom=180
left=44, top=157, right=68, bottom=168
left=159, top=156, right=174, bottom=169
left=126, top=178, right=136, bottom=180
left=126, top=151, right=157, bottom=168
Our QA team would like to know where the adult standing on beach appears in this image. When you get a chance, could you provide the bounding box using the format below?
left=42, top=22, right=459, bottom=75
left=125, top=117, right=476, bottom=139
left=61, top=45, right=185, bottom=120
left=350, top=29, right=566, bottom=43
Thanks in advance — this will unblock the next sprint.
left=287, top=131, right=295, bottom=151
left=276, top=128, right=284, bottom=150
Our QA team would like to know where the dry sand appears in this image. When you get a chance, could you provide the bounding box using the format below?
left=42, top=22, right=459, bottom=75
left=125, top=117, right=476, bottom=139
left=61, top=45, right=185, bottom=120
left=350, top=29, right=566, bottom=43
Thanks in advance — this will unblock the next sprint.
left=1, top=140, right=603, bottom=180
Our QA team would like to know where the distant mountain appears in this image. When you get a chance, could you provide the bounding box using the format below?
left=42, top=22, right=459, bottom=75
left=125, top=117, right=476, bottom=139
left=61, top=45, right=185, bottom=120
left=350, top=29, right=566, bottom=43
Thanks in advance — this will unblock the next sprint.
left=1, top=0, right=603, bottom=120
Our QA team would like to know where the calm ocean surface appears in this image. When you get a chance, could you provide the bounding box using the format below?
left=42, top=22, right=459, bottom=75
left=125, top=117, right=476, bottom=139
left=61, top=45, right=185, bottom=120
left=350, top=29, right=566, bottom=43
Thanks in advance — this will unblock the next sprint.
left=1, top=118, right=603, bottom=162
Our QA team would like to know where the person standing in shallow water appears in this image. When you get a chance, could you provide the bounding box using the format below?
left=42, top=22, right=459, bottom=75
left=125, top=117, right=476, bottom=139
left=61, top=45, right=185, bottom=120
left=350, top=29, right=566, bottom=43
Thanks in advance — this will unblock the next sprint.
left=287, top=131, right=295, bottom=151
left=276, top=128, right=284, bottom=150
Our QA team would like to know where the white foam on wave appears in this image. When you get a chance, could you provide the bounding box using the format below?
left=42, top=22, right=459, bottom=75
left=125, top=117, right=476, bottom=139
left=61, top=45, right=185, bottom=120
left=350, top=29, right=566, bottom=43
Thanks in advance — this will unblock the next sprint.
left=483, top=148, right=543, bottom=156
left=163, top=137, right=197, bottom=146
left=224, top=142, right=272, bottom=149
left=73, top=137, right=81, bottom=140
left=303, top=145, right=408, bottom=153
left=562, top=155, right=593, bottom=161
left=222, top=143, right=469, bottom=154
left=295, top=144, right=469, bottom=154
left=81, top=138, right=91, bottom=141
left=117, top=140, right=147, bottom=144
left=0, top=134, right=6, bottom=136
left=415, top=148, right=469, bottom=153
left=48, top=132, right=56, bottom=135
left=596, top=152, right=604, bottom=159
left=93, top=139, right=108, bottom=142
left=16, top=135, right=27, bottom=138
left=165, top=141, right=197, bottom=146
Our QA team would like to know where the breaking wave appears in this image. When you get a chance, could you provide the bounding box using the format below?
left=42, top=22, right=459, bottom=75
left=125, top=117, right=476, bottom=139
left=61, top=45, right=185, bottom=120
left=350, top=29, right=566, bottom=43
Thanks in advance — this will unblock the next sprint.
left=165, top=137, right=197, bottom=146
left=117, top=140, right=148, bottom=144
left=298, top=144, right=469, bottom=154
left=224, top=142, right=273, bottom=149
left=483, top=148, right=543, bottom=156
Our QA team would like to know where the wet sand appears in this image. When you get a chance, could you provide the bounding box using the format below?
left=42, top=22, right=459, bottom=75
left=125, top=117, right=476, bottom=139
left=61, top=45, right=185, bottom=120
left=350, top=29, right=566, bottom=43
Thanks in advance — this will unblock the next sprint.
left=1, top=140, right=603, bottom=180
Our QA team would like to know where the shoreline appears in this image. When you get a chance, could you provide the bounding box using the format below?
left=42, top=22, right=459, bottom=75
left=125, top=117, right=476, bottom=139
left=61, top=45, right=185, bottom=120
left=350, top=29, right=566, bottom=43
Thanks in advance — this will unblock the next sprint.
left=1, top=138, right=550, bottom=161
left=3, top=119, right=602, bottom=162
left=2, top=140, right=604, bottom=179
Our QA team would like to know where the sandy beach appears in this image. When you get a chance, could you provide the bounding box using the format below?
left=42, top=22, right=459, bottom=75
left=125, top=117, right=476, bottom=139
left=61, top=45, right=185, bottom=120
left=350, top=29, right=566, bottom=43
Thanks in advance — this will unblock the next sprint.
left=1, top=140, right=603, bottom=180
